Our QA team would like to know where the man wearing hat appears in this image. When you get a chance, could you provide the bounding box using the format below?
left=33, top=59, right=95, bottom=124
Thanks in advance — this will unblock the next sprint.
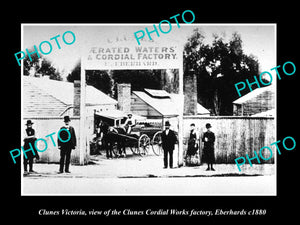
left=202, top=123, right=216, bottom=171
left=57, top=116, right=77, bottom=173
left=23, top=120, right=39, bottom=174
left=161, top=121, right=177, bottom=169
left=123, top=113, right=136, bottom=134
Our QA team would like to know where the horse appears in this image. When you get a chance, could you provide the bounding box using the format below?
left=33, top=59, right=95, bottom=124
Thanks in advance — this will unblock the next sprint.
left=105, top=126, right=139, bottom=157
left=96, top=120, right=140, bottom=158
left=96, top=126, right=126, bottom=158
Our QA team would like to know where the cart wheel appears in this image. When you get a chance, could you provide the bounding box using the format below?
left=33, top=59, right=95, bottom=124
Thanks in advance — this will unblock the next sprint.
left=152, top=131, right=163, bottom=156
left=138, top=134, right=151, bottom=156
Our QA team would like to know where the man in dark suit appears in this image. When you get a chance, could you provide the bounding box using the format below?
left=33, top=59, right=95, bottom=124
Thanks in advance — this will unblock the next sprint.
left=23, top=120, right=39, bottom=174
left=57, top=116, right=76, bottom=173
left=161, top=121, right=177, bottom=169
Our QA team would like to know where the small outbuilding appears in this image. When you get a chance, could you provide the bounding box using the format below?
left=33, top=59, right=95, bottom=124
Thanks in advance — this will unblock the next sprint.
left=131, top=88, right=210, bottom=129
left=233, top=85, right=275, bottom=116
left=131, top=88, right=180, bottom=119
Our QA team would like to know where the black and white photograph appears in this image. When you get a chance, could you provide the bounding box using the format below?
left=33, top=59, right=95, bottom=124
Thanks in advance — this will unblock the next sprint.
left=3, top=3, right=299, bottom=223
left=20, top=24, right=276, bottom=195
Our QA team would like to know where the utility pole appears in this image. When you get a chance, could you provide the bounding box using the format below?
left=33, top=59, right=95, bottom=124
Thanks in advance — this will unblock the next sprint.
left=79, top=64, right=86, bottom=165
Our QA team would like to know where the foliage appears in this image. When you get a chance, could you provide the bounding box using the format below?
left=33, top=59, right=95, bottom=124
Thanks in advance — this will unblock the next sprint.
left=67, top=61, right=168, bottom=98
left=111, top=70, right=162, bottom=98
left=184, top=29, right=261, bottom=115
left=23, top=48, right=62, bottom=81
left=67, top=61, right=113, bottom=96
left=66, top=60, right=81, bottom=82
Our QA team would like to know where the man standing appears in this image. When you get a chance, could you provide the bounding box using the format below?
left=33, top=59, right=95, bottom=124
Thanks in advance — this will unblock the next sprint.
left=23, top=120, right=39, bottom=174
left=57, top=116, right=76, bottom=173
left=161, top=121, right=177, bottom=169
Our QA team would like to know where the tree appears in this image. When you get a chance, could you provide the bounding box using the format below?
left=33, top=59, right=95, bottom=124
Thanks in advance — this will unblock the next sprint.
left=23, top=48, right=40, bottom=76
left=87, top=70, right=112, bottom=95
left=184, top=29, right=262, bottom=115
left=67, top=62, right=173, bottom=99
left=67, top=61, right=113, bottom=95
left=111, top=70, right=163, bottom=98
left=67, top=60, right=81, bottom=82
left=23, top=48, right=62, bottom=81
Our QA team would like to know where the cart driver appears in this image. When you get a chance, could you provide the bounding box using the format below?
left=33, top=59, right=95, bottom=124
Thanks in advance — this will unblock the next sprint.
left=123, top=113, right=136, bottom=134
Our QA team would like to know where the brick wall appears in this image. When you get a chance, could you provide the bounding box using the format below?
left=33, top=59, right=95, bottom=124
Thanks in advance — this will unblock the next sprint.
left=117, top=83, right=131, bottom=113
left=184, top=72, right=198, bottom=115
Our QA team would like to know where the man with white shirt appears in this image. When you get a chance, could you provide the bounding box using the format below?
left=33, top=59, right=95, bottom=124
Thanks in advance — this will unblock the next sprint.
left=123, top=113, right=136, bottom=134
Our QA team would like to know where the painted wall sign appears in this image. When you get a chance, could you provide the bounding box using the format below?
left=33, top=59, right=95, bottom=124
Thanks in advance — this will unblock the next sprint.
left=82, top=41, right=182, bottom=70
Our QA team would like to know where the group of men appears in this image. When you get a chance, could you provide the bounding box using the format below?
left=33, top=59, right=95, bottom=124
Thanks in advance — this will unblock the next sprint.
left=23, top=114, right=216, bottom=174
left=23, top=116, right=76, bottom=174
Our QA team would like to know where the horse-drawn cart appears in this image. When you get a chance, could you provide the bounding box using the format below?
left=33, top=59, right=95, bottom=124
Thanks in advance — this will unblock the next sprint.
left=109, top=123, right=163, bottom=157
left=132, top=124, right=163, bottom=156
left=92, top=110, right=163, bottom=157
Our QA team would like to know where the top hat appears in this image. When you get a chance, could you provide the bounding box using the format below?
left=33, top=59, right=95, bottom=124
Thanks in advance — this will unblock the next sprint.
left=205, top=123, right=212, bottom=128
left=25, top=120, right=34, bottom=125
left=165, top=121, right=171, bottom=127
left=63, top=116, right=71, bottom=122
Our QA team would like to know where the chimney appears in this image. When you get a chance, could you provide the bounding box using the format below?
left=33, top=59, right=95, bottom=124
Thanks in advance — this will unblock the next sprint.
left=184, top=70, right=198, bottom=115
left=73, top=80, right=81, bottom=116
left=117, top=83, right=131, bottom=113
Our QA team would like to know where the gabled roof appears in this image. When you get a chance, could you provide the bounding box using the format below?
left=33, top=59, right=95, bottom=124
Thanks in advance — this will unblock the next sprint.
left=23, top=76, right=117, bottom=117
left=132, top=88, right=210, bottom=117
left=133, top=90, right=179, bottom=117
left=23, top=77, right=68, bottom=117
left=24, top=76, right=117, bottom=106
left=233, top=85, right=275, bottom=105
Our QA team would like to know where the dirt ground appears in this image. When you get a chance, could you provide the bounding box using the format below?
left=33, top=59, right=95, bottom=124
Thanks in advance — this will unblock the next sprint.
left=22, top=149, right=276, bottom=195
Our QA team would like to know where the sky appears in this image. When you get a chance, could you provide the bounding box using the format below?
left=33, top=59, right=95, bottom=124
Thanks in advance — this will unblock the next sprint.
left=22, top=24, right=276, bottom=79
